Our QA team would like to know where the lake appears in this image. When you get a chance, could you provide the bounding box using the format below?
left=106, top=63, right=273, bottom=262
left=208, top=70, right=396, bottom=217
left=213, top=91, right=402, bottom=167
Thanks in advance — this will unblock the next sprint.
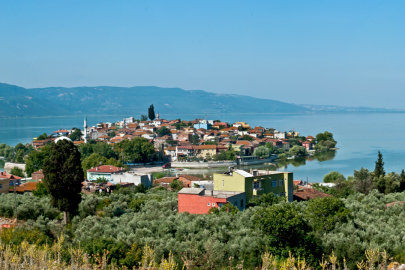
left=0, top=112, right=404, bottom=182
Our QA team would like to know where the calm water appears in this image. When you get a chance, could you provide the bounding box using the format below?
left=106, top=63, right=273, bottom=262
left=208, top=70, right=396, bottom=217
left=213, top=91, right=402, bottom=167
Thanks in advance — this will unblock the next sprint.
left=0, top=113, right=404, bottom=182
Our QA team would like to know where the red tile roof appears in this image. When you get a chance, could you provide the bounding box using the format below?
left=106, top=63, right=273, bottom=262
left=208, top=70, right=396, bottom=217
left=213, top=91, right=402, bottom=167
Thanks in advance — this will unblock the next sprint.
left=87, top=165, right=126, bottom=173
left=0, top=172, right=23, bottom=180
left=178, top=174, right=202, bottom=181
left=293, top=187, right=331, bottom=201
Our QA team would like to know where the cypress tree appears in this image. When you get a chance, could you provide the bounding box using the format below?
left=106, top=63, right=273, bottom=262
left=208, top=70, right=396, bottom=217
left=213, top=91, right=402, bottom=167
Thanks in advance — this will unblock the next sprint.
left=42, top=139, right=83, bottom=223
left=148, top=104, right=155, bottom=120
left=374, top=151, right=385, bottom=178
left=400, top=169, right=405, bottom=192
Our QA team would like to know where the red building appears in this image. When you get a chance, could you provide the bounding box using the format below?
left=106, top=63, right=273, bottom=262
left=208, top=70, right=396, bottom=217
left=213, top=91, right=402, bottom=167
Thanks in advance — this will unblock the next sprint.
left=178, top=188, right=246, bottom=214
left=31, top=170, right=44, bottom=180
left=302, top=141, right=313, bottom=150
left=178, top=174, right=202, bottom=187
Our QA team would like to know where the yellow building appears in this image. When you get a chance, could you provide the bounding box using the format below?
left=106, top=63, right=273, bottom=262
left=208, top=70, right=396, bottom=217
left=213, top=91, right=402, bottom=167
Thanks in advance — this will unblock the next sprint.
left=199, top=145, right=217, bottom=158
left=234, top=122, right=251, bottom=129
left=213, top=169, right=293, bottom=202
left=288, top=131, right=300, bottom=137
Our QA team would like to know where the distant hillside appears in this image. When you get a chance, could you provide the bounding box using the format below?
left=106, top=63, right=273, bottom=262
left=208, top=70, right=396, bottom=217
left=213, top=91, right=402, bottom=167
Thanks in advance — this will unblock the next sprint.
left=0, top=83, right=308, bottom=117
left=0, top=83, right=402, bottom=118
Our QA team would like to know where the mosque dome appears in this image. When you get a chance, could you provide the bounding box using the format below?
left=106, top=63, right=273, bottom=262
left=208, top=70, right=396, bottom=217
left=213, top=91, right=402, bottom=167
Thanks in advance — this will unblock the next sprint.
left=54, top=136, right=72, bottom=143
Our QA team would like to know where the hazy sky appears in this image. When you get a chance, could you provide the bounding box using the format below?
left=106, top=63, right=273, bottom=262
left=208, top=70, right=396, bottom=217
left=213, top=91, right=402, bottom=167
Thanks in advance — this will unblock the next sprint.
left=1, top=1, right=404, bottom=108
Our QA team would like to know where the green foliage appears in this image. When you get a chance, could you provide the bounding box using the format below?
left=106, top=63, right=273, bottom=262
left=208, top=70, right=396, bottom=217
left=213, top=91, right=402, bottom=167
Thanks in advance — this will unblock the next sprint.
left=140, top=115, right=148, bottom=121
left=248, top=192, right=284, bottom=208
left=0, top=143, right=15, bottom=161
left=32, top=181, right=49, bottom=198
left=36, top=133, right=48, bottom=140
left=69, top=128, right=82, bottom=141
left=253, top=203, right=320, bottom=265
left=93, top=177, right=108, bottom=184
left=81, top=153, right=124, bottom=175
left=278, top=153, right=287, bottom=160
left=213, top=149, right=237, bottom=161
left=156, top=126, right=171, bottom=137
left=305, top=197, right=350, bottom=234
left=0, top=193, right=60, bottom=220
left=374, top=172, right=401, bottom=194
left=322, top=190, right=405, bottom=269
left=265, top=142, right=274, bottom=152
left=277, top=148, right=284, bottom=154
left=253, top=146, right=270, bottom=158
left=166, top=140, right=177, bottom=146
left=323, top=171, right=345, bottom=183
left=110, top=130, right=116, bottom=137
left=352, top=167, right=375, bottom=194
left=374, top=150, right=385, bottom=178
left=208, top=202, right=239, bottom=215
left=190, top=134, right=200, bottom=145
left=78, top=142, right=117, bottom=160
left=10, top=166, right=25, bottom=177
left=148, top=104, right=155, bottom=120
left=169, top=179, right=184, bottom=191
left=43, top=139, right=84, bottom=217
left=115, top=138, right=155, bottom=164
left=25, top=145, right=51, bottom=177
left=289, top=145, right=307, bottom=156
left=315, top=131, right=337, bottom=151
left=242, top=135, right=254, bottom=141
left=0, top=227, right=52, bottom=248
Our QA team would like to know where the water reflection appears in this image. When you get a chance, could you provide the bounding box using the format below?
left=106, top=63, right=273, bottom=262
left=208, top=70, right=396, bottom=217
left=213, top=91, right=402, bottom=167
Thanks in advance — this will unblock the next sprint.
left=277, top=151, right=336, bottom=169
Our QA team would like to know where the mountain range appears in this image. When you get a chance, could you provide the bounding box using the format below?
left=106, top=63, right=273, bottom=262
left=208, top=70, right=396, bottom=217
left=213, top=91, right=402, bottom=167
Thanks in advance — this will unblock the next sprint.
left=0, top=83, right=402, bottom=118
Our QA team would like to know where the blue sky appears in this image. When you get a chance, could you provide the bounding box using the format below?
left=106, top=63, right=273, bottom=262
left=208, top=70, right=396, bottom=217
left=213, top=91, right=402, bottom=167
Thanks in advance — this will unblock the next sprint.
left=1, top=1, right=404, bottom=108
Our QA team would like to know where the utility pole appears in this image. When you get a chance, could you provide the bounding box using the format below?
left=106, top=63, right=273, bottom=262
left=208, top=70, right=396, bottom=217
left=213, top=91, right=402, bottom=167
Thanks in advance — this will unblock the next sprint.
left=13, top=179, right=17, bottom=225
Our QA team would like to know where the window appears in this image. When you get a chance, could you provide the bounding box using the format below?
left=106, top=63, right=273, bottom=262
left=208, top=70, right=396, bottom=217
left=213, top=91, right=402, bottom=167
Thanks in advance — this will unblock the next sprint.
left=0, top=184, right=2, bottom=189
left=272, top=180, right=277, bottom=187
left=207, top=203, right=211, bottom=206
left=253, top=182, right=260, bottom=189
left=212, top=203, right=216, bottom=207
left=241, top=199, right=244, bottom=207
left=279, top=180, right=283, bottom=186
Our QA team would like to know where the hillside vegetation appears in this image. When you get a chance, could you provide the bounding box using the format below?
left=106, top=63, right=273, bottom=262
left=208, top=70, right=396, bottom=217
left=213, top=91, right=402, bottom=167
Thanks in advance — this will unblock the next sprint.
left=0, top=83, right=308, bottom=117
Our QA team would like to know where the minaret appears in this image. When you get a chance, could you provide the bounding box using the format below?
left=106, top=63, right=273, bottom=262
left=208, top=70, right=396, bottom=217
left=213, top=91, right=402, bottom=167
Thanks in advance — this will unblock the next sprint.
left=156, top=112, right=159, bottom=120
left=84, top=116, right=88, bottom=143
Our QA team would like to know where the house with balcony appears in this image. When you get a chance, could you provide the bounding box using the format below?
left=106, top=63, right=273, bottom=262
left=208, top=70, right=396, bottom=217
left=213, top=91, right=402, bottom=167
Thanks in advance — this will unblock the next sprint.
left=86, top=165, right=126, bottom=181
left=213, top=169, right=293, bottom=202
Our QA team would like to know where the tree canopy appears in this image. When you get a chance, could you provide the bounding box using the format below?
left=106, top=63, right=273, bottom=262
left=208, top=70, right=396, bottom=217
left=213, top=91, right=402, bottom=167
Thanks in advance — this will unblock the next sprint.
left=253, top=146, right=270, bottom=158
left=115, top=138, right=155, bottom=165
left=42, top=139, right=84, bottom=223
left=156, top=126, right=171, bottom=137
left=25, top=145, right=51, bottom=177
left=323, top=171, right=345, bottom=183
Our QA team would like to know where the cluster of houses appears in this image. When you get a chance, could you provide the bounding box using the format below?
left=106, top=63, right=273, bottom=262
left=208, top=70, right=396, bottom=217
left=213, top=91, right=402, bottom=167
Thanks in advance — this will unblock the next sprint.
left=32, top=115, right=316, bottom=163
left=155, top=168, right=330, bottom=214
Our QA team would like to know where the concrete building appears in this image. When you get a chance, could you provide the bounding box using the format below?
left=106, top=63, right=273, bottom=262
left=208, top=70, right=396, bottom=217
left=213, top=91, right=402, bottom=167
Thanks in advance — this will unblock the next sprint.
left=111, top=172, right=153, bottom=188
left=213, top=169, right=293, bottom=202
left=178, top=188, right=246, bottom=214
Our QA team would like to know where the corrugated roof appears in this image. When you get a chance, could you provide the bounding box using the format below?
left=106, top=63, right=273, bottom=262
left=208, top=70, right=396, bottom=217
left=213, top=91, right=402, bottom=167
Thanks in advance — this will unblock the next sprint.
left=234, top=170, right=253, bottom=177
